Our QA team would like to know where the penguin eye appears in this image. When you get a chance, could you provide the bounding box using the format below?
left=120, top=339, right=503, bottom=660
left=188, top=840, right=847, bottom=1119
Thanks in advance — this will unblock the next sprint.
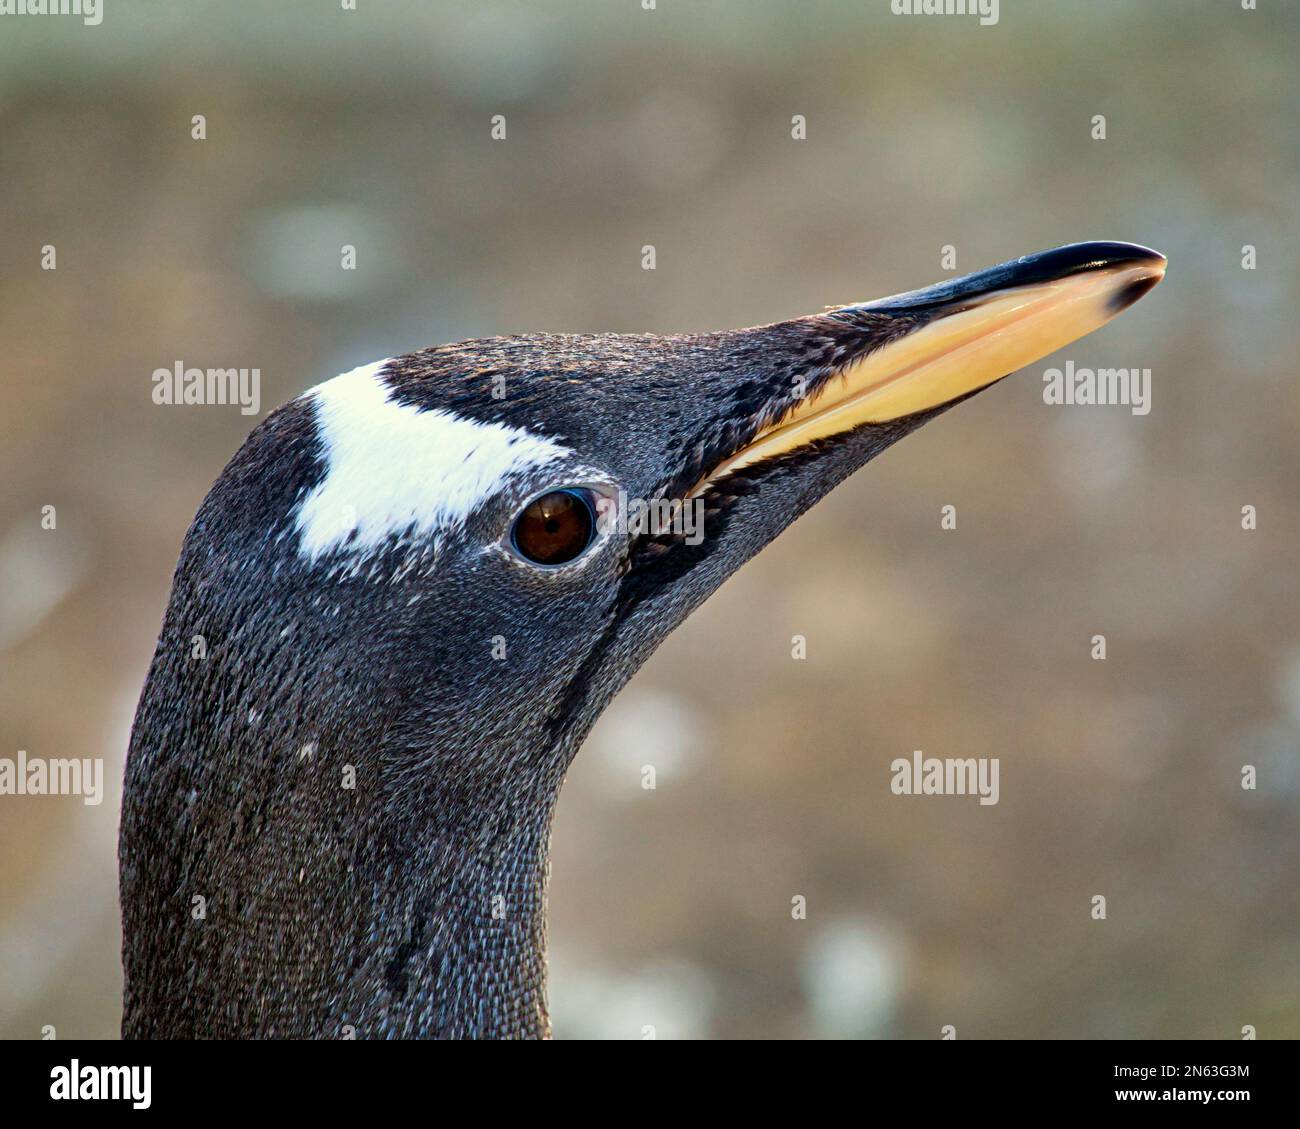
left=511, top=488, right=598, bottom=566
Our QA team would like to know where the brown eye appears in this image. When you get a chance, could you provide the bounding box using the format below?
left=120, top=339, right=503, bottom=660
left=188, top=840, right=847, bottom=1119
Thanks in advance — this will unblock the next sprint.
left=511, top=489, right=597, bottom=565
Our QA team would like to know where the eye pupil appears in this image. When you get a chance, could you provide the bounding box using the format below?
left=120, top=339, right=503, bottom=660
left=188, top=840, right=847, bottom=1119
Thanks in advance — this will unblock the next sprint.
left=512, top=489, right=597, bottom=565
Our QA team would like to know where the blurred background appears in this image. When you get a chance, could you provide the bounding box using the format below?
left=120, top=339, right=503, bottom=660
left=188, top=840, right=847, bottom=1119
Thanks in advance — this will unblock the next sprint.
left=1, top=0, right=1298, bottom=1039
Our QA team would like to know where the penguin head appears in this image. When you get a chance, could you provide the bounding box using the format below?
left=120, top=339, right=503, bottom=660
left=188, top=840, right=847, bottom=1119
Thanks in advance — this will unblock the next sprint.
left=174, top=242, right=1164, bottom=802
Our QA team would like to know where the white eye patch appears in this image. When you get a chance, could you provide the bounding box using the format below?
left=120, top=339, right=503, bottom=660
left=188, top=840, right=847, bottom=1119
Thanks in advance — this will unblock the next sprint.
left=294, top=359, right=573, bottom=561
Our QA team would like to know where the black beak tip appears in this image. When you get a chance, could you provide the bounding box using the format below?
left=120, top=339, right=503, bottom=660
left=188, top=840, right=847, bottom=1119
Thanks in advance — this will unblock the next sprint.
left=854, top=241, right=1167, bottom=316
left=1106, top=271, right=1164, bottom=314
left=1026, top=240, right=1167, bottom=281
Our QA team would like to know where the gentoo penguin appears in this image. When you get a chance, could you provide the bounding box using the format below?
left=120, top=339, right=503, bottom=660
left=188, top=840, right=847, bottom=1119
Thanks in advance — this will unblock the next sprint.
left=121, top=242, right=1165, bottom=1039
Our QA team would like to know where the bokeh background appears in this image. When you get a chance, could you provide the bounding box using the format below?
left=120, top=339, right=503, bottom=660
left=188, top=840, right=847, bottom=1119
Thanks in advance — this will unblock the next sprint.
left=2, top=0, right=1297, bottom=1039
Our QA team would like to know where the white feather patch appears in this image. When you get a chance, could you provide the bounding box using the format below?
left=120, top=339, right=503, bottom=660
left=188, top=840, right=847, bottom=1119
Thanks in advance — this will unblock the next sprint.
left=294, top=359, right=572, bottom=560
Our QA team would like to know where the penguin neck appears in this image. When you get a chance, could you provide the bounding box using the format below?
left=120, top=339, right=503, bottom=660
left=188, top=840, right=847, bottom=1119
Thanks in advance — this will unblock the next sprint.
left=365, top=774, right=559, bottom=1039
left=123, top=648, right=569, bottom=1039
left=274, top=729, right=566, bottom=1040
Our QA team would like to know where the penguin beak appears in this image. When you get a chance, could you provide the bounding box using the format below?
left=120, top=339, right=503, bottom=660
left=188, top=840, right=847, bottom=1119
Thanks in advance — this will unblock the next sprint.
left=698, top=242, right=1166, bottom=485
